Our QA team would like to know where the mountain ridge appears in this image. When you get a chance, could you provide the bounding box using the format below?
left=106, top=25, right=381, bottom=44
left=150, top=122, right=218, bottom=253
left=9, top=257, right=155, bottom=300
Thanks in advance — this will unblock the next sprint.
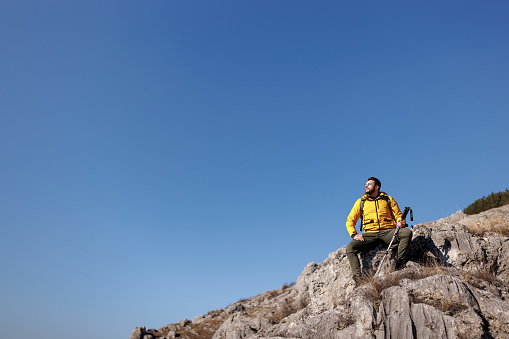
left=131, top=205, right=509, bottom=339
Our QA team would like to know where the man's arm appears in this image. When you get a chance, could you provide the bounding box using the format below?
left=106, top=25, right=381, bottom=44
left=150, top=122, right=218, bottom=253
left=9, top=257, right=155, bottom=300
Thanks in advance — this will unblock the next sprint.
left=390, top=196, right=405, bottom=227
left=346, top=199, right=362, bottom=237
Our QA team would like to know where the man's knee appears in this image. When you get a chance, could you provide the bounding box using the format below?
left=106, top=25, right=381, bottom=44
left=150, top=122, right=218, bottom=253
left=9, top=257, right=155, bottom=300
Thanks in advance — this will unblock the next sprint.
left=346, top=239, right=365, bottom=254
left=346, top=241, right=356, bottom=255
left=399, top=228, right=412, bottom=239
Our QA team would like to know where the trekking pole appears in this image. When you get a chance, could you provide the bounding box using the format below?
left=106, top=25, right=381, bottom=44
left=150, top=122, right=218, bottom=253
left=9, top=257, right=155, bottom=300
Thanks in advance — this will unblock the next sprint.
left=374, top=207, right=413, bottom=278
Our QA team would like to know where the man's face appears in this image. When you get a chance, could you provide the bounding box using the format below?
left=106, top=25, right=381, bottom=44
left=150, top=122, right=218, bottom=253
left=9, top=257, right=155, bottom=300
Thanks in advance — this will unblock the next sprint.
left=365, top=180, right=377, bottom=195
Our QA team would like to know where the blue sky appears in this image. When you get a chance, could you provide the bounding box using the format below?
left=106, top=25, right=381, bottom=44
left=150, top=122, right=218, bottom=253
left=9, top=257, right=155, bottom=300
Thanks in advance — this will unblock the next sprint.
left=1, top=1, right=508, bottom=338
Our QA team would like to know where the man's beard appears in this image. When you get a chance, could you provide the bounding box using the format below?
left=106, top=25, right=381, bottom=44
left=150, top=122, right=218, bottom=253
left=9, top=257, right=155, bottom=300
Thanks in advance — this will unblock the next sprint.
left=365, top=187, right=375, bottom=195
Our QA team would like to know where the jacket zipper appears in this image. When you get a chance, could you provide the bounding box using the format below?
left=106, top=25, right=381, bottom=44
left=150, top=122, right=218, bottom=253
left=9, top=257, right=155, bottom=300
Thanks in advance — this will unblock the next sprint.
left=375, top=199, right=381, bottom=231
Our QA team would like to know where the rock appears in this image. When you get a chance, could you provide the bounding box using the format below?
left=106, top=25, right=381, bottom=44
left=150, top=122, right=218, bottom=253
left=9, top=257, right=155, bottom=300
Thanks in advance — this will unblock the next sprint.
left=224, top=303, right=246, bottom=314
left=375, top=275, right=485, bottom=338
left=158, top=319, right=191, bottom=334
left=130, top=327, right=146, bottom=339
left=193, top=314, right=206, bottom=324
left=132, top=205, right=509, bottom=339
left=212, top=313, right=274, bottom=339
left=294, top=261, right=317, bottom=302
left=257, top=206, right=509, bottom=339
left=177, top=319, right=191, bottom=328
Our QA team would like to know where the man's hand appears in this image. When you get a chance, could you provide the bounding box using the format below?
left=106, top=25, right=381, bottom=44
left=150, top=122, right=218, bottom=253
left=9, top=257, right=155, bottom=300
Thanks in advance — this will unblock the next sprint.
left=353, top=234, right=364, bottom=241
left=397, top=220, right=406, bottom=228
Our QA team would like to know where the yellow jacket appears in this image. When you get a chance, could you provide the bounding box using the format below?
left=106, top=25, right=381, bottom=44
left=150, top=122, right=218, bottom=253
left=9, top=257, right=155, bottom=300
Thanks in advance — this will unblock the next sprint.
left=346, top=192, right=403, bottom=237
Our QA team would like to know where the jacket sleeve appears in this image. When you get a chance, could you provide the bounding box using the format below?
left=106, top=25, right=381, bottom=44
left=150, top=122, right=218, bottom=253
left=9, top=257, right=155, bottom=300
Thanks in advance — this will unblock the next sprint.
left=346, top=199, right=362, bottom=237
left=389, top=196, right=403, bottom=222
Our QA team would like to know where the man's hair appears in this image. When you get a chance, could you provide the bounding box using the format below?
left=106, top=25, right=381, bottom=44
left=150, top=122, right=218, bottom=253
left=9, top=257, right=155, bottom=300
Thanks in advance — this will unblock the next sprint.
left=368, top=177, right=381, bottom=188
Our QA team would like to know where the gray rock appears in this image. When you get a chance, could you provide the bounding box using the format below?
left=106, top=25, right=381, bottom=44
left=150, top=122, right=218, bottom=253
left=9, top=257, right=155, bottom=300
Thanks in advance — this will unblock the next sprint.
left=133, top=205, right=509, bottom=339
left=224, top=303, right=246, bottom=314
left=158, top=318, right=191, bottom=334
left=375, top=275, right=485, bottom=338
left=260, top=206, right=509, bottom=339
left=193, top=313, right=206, bottom=324
left=130, top=327, right=146, bottom=339
left=295, top=261, right=317, bottom=301
left=213, top=312, right=274, bottom=339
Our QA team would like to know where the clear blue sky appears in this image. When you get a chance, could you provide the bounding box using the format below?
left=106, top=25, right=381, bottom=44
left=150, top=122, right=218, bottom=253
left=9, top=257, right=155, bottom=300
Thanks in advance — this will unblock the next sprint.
left=1, top=1, right=508, bottom=338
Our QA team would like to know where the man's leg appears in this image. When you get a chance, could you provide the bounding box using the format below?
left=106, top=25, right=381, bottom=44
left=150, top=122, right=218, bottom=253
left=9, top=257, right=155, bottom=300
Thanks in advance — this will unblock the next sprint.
left=395, top=228, right=412, bottom=262
left=380, top=228, right=413, bottom=266
left=346, top=233, right=380, bottom=277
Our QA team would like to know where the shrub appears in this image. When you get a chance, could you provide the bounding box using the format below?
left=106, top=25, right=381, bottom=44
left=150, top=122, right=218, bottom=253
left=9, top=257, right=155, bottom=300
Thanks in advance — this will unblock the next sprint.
left=463, top=189, right=509, bottom=215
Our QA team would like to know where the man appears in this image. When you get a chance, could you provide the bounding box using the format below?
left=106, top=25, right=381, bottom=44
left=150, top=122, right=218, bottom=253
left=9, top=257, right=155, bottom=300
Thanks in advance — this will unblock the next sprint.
left=345, top=177, right=412, bottom=283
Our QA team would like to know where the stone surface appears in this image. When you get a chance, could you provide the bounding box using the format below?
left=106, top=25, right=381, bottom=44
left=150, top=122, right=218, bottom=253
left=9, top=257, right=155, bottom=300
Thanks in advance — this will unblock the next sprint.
left=130, top=327, right=146, bottom=339
left=131, top=205, right=509, bottom=339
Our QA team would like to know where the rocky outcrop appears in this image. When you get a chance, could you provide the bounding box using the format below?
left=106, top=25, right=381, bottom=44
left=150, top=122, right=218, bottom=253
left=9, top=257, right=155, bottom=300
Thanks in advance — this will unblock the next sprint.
left=132, top=205, right=509, bottom=339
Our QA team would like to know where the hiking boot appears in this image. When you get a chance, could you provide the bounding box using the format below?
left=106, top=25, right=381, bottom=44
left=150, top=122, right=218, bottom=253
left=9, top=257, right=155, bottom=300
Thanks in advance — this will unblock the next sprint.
left=395, top=259, right=406, bottom=271
left=352, top=274, right=362, bottom=287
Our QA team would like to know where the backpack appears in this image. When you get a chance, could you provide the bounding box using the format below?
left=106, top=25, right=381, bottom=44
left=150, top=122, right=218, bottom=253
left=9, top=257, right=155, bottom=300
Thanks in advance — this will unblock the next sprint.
left=359, top=195, right=394, bottom=231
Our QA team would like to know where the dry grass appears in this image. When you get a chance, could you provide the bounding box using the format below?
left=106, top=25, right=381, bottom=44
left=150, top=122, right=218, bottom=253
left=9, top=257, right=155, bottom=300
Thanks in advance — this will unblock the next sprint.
left=165, top=314, right=229, bottom=339
left=362, top=268, right=468, bottom=315
left=361, top=272, right=402, bottom=308
left=281, top=281, right=296, bottom=289
left=361, top=256, right=449, bottom=308
left=417, top=255, right=449, bottom=276
left=409, top=291, right=468, bottom=316
left=359, top=254, right=500, bottom=318
left=149, top=286, right=306, bottom=339
left=332, top=312, right=355, bottom=332
left=464, top=217, right=509, bottom=237
left=268, top=297, right=309, bottom=323
left=461, top=263, right=501, bottom=289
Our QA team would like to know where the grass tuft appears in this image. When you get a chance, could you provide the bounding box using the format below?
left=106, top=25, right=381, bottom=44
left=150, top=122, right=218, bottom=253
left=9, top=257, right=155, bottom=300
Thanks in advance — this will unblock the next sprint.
left=409, top=290, right=468, bottom=316
left=461, top=263, right=501, bottom=289
left=360, top=256, right=450, bottom=308
left=464, top=218, right=509, bottom=237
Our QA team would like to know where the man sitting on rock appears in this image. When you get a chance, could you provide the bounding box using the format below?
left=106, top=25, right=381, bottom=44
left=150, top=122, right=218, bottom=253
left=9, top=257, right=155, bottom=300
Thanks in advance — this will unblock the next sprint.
left=345, top=177, right=412, bottom=284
